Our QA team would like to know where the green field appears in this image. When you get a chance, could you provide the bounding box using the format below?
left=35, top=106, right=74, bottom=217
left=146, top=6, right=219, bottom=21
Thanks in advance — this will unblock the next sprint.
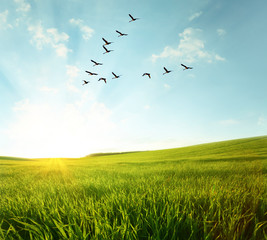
left=0, top=136, right=266, bottom=239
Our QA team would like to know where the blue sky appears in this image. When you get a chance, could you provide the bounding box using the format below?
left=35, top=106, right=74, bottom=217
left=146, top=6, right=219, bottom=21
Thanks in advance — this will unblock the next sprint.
left=0, top=0, right=266, bottom=158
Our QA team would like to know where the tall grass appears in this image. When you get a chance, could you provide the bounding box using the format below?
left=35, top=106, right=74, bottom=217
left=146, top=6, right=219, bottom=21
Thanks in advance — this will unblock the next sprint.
left=0, top=136, right=266, bottom=239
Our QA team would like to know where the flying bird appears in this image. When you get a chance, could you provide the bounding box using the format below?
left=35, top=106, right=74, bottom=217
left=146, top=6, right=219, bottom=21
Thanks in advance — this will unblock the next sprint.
left=142, top=73, right=151, bottom=78
left=103, top=45, right=114, bottom=54
left=98, top=78, right=107, bottom=84
left=82, top=80, right=89, bottom=85
left=163, top=67, right=172, bottom=75
left=112, top=72, right=121, bottom=79
left=91, top=59, right=103, bottom=66
left=129, top=14, right=140, bottom=22
left=102, top=37, right=113, bottom=45
left=181, top=64, right=193, bottom=70
left=85, top=70, right=98, bottom=75
left=116, top=30, right=128, bottom=37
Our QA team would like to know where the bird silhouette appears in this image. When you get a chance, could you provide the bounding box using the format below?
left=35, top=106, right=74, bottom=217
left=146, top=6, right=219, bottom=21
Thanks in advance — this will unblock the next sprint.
left=129, top=14, right=140, bottom=22
left=181, top=64, right=193, bottom=70
left=103, top=45, right=114, bottom=54
left=116, top=30, right=128, bottom=37
left=98, top=78, right=107, bottom=84
left=142, top=73, right=151, bottom=78
left=91, top=59, right=103, bottom=66
left=102, top=37, right=113, bottom=45
left=112, top=72, right=121, bottom=79
left=82, top=80, right=89, bottom=85
left=163, top=67, right=172, bottom=75
left=85, top=70, right=98, bottom=75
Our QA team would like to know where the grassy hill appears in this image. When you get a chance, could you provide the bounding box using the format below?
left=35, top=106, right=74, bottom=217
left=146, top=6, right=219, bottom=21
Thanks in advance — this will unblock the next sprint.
left=85, top=135, right=267, bottom=161
left=0, top=136, right=266, bottom=239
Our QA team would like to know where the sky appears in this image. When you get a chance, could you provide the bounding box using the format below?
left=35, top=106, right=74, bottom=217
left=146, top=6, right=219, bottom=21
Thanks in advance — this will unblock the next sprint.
left=0, top=0, right=266, bottom=158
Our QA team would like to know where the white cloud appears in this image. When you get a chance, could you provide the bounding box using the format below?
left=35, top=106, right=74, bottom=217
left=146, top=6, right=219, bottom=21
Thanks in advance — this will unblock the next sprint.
left=219, top=119, right=239, bottom=126
left=217, top=28, right=226, bottom=37
left=0, top=10, right=13, bottom=29
left=215, top=54, right=225, bottom=61
left=258, top=117, right=266, bottom=126
left=66, top=65, right=80, bottom=92
left=28, top=23, right=72, bottom=57
left=66, top=65, right=80, bottom=78
left=69, top=18, right=94, bottom=40
left=14, top=0, right=31, bottom=13
left=144, top=105, right=150, bottom=110
left=55, top=43, right=71, bottom=57
left=189, top=11, right=202, bottom=21
left=164, top=84, right=171, bottom=90
left=5, top=98, right=116, bottom=158
left=39, top=86, right=58, bottom=94
left=152, top=28, right=225, bottom=64
left=46, top=28, right=69, bottom=43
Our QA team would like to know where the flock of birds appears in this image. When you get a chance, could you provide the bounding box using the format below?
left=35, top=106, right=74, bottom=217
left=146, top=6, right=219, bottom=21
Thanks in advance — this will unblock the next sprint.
left=82, top=14, right=193, bottom=86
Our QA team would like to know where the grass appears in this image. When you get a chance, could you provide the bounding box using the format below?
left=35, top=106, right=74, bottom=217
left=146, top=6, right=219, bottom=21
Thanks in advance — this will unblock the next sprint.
left=0, top=136, right=266, bottom=239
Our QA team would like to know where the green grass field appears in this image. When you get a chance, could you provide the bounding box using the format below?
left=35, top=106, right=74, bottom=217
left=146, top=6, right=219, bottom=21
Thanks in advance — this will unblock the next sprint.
left=0, top=136, right=266, bottom=239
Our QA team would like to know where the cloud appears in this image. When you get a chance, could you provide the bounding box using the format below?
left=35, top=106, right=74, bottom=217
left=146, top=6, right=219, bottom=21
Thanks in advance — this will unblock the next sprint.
left=39, top=86, right=58, bottom=94
left=28, top=23, right=72, bottom=57
left=258, top=117, right=266, bottom=126
left=215, top=54, right=225, bottom=61
left=219, top=119, right=239, bottom=126
left=144, top=105, right=150, bottom=110
left=152, top=28, right=225, bottom=63
left=217, top=28, right=226, bottom=37
left=46, top=28, right=69, bottom=43
left=66, top=65, right=80, bottom=78
left=163, top=84, right=171, bottom=90
left=14, top=0, right=31, bottom=13
left=0, top=10, right=13, bottom=29
left=69, top=18, right=94, bottom=40
left=55, top=43, right=71, bottom=57
left=66, top=65, right=80, bottom=92
left=5, top=98, right=116, bottom=158
left=189, top=11, right=202, bottom=21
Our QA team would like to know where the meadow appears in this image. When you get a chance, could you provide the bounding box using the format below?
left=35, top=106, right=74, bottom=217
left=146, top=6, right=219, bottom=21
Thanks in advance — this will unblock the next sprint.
left=0, top=136, right=266, bottom=239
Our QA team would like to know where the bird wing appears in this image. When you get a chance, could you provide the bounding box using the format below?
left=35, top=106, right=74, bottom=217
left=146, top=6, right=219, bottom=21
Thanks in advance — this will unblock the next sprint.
left=103, top=45, right=108, bottom=51
left=164, top=67, right=168, bottom=72
left=85, top=71, right=91, bottom=74
left=112, top=72, right=116, bottom=77
left=129, top=14, right=134, bottom=20
left=116, top=30, right=122, bottom=35
left=102, top=38, right=108, bottom=44
left=181, top=64, right=187, bottom=68
left=91, top=60, right=96, bottom=64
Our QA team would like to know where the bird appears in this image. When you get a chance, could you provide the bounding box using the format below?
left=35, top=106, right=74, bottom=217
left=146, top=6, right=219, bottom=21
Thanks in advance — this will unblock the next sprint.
left=181, top=64, right=193, bottom=70
left=129, top=14, right=140, bottom=22
left=82, top=80, right=89, bottom=85
left=98, top=78, right=107, bottom=84
left=163, top=67, right=172, bottom=75
left=112, top=72, right=121, bottom=79
left=116, top=30, right=128, bottom=37
left=142, top=73, right=151, bottom=78
left=103, top=45, right=114, bottom=54
left=85, top=70, right=98, bottom=75
left=91, top=59, right=103, bottom=66
left=102, top=37, right=113, bottom=45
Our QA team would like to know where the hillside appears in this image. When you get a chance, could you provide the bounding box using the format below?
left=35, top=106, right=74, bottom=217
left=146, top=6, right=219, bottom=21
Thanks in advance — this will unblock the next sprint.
left=84, top=135, right=267, bottom=164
